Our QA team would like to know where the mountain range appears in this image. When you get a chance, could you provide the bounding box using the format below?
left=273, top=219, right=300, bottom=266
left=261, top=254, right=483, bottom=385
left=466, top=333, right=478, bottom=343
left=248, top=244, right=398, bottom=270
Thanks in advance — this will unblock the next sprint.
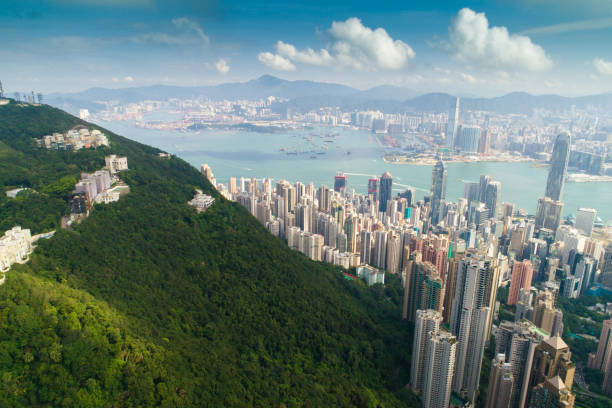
left=46, top=75, right=612, bottom=116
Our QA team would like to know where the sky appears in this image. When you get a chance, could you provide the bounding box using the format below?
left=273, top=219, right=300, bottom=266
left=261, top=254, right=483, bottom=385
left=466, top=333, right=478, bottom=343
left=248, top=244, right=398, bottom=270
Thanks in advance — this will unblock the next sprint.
left=3, top=0, right=612, bottom=96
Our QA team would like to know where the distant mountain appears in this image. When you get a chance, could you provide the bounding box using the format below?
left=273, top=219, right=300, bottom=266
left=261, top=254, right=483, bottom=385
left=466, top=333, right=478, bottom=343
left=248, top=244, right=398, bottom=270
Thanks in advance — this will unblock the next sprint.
left=46, top=75, right=417, bottom=114
left=46, top=75, right=612, bottom=116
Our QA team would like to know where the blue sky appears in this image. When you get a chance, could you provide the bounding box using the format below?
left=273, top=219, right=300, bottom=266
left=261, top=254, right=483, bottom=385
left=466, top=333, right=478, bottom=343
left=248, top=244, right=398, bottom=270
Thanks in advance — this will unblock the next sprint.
left=3, top=0, right=612, bottom=96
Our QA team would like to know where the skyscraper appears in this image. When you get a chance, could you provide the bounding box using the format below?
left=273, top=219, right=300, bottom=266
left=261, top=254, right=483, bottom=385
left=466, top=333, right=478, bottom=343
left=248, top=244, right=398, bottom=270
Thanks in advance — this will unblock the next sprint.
left=333, top=172, right=347, bottom=194
left=535, top=197, right=564, bottom=231
left=430, top=160, right=447, bottom=225
left=528, top=336, right=576, bottom=407
left=508, top=260, right=534, bottom=306
left=379, top=172, right=393, bottom=213
left=446, top=97, right=460, bottom=149
left=450, top=254, right=493, bottom=403
left=588, top=319, right=612, bottom=372
left=485, top=354, right=514, bottom=408
left=422, top=330, right=457, bottom=408
left=544, top=133, right=571, bottom=202
left=411, top=309, right=442, bottom=392
left=368, top=178, right=378, bottom=202
left=484, top=181, right=501, bottom=219
left=575, top=207, right=597, bottom=237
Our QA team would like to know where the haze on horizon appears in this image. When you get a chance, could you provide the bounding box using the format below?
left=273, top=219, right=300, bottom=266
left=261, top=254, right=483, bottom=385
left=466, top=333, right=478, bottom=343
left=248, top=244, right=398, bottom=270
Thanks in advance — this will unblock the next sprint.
left=3, top=0, right=612, bottom=97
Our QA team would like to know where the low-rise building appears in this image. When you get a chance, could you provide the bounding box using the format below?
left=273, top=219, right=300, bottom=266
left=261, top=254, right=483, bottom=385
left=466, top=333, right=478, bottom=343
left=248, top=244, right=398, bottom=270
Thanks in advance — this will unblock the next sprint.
left=356, top=264, right=385, bottom=286
left=188, top=189, right=215, bottom=213
left=0, top=226, right=33, bottom=277
left=105, top=155, right=129, bottom=174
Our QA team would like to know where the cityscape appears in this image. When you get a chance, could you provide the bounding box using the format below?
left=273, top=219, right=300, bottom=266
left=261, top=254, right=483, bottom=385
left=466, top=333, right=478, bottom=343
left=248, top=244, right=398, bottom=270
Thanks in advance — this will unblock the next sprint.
left=2, top=1, right=612, bottom=407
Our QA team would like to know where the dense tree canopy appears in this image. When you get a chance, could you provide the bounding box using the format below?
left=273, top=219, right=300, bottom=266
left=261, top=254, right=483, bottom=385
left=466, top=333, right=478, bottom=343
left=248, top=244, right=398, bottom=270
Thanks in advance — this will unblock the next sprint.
left=0, top=101, right=419, bottom=407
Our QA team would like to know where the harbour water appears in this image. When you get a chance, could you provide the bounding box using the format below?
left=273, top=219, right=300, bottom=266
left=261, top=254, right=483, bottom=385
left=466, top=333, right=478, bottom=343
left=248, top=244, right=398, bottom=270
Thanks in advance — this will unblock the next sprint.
left=101, top=122, right=612, bottom=223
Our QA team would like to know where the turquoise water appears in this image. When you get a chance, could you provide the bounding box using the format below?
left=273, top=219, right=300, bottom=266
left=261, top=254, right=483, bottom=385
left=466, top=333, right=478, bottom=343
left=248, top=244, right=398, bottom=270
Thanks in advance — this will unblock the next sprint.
left=101, top=122, right=612, bottom=223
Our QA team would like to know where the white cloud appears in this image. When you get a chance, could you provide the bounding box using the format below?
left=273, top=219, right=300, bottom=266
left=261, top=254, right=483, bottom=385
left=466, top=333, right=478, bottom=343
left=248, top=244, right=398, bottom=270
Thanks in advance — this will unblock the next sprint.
left=257, top=52, right=296, bottom=71
left=215, top=58, right=230, bottom=75
left=521, top=17, right=612, bottom=35
left=328, top=17, right=414, bottom=70
left=593, top=58, right=612, bottom=75
left=171, top=17, right=210, bottom=46
left=460, top=72, right=477, bottom=83
left=124, top=76, right=134, bottom=81
left=275, top=41, right=334, bottom=66
left=449, top=8, right=552, bottom=72
left=258, top=17, right=414, bottom=72
left=111, top=77, right=119, bottom=83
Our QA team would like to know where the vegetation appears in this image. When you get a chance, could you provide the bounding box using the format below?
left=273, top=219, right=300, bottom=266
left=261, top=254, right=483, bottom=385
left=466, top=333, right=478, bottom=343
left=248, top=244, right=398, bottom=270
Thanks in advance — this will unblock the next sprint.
left=0, top=100, right=419, bottom=406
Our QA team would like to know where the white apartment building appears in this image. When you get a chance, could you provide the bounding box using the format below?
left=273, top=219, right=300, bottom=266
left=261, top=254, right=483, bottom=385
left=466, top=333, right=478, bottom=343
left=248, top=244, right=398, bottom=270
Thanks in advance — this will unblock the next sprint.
left=105, top=155, right=129, bottom=174
left=0, top=226, right=33, bottom=275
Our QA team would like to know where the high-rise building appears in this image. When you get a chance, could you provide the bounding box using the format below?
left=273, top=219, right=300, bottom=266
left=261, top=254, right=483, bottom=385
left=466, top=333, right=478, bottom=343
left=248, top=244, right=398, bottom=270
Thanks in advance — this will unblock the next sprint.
left=458, top=126, right=481, bottom=154
left=528, top=336, right=575, bottom=407
left=368, top=178, right=378, bottom=202
left=508, top=260, right=534, bottom=306
left=334, top=172, right=348, bottom=194
left=601, top=243, right=612, bottom=290
left=379, top=172, right=393, bottom=213
left=484, top=181, right=501, bottom=219
left=535, top=197, right=564, bottom=231
left=485, top=354, right=514, bottom=408
left=446, top=97, right=460, bottom=149
left=544, top=133, right=571, bottom=202
left=430, top=160, right=447, bottom=225
left=411, top=309, right=442, bottom=392
left=588, top=319, right=612, bottom=372
left=403, top=258, right=442, bottom=321
left=386, top=232, right=401, bottom=274
left=450, top=253, right=493, bottom=403
left=422, top=330, right=457, bottom=408
left=373, top=230, right=388, bottom=269
left=575, top=207, right=597, bottom=237
left=360, top=230, right=373, bottom=265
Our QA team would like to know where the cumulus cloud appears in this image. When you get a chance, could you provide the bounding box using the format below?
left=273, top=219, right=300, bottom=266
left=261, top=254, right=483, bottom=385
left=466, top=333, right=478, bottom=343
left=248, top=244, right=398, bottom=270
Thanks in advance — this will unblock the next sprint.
left=258, top=17, right=414, bottom=71
left=215, top=58, right=230, bottom=74
left=257, top=52, right=296, bottom=71
left=124, top=76, right=134, bottom=81
left=593, top=58, right=612, bottom=75
left=448, top=8, right=552, bottom=72
left=132, top=17, right=210, bottom=46
left=460, top=72, right=477, bottom=83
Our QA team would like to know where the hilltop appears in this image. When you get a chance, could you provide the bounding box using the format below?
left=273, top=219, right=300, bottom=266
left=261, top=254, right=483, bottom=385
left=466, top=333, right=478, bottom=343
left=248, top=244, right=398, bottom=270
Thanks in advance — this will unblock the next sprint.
left=0, top=100, right=417, bottom=407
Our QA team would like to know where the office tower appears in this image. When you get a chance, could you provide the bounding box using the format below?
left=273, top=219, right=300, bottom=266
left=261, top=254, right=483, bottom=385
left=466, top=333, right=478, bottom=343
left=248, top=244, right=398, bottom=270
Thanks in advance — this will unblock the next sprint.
left=535, top=197, right=564, bottom=231
left=589, top=319, right=612, bottom=371
left=484, top=181, right=501, bottom=219
left=368, top=178, right=378, bottom=202
left=485, top=354, right=514, bottom=408
left=478, top=129, right=490, bottom=155
left=317, top=185, right=331, bottom=213
left=450, top=254, right=493, bottom=403
left=386, top=232, right=401, bottom=274
left=379, top=172, right=393, bottom=213
left=502, top=202, right=515, bottom=219
left=528, top=336, right=575, bottom=407
left=575, top=207, right=596, bottom=237
left=333, top=172, right=347, bottom=194
left=422, top=330, right=457, bottom=408
left=477, top=175, right=492, bottom=203
left=443, top=255, right=461, bottom=324
left=459, top=126, right=481, bottom=154
left=601, top=243, right=612, bottom=290
left=509, top=227, right=527, bottom=256
left=508, top=260, right=534, bottom=306
left=344, top=216, right=357, bottom=253
left=544, top=133, right=571, bottom=201
left=430, top=160, right=447, bottom=225
left=360, top=230, right=373, bottom=265
left=463, top=181, right=479, bottom=204
left=411, top=309, right=442, bottom=392
left=373, top=230, right=388, bottom=269
left=446, top=97, right=460, bottom=149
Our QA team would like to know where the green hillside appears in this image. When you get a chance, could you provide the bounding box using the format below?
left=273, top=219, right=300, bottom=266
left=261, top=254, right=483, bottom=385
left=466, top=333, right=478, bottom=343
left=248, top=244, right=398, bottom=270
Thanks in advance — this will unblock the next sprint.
left=0, top=100, right=417, bottom=407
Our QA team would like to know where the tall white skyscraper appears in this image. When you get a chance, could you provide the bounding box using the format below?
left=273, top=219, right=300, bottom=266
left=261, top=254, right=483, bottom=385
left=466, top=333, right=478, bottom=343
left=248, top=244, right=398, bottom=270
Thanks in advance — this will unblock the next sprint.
left=575, top=207, right=597, bottom=237
left=446, top=97, right=460, bottom=149
left=422, top=330, right=457, bottom=408
left=450, top=254, right=492, bottom=403
left=411, top=309, right=443, bottom=392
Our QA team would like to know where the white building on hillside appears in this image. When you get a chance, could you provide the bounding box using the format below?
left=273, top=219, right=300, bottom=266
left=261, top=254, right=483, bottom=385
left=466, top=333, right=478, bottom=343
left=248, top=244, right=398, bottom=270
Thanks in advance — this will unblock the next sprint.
left=0, top=226, right=33, bottom=275
left=105, top=155, right=129, bottom=174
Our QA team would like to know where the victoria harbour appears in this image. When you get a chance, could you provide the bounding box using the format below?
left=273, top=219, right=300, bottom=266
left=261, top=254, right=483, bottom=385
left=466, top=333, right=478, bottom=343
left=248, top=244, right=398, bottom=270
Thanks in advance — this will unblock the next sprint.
left=102, top=122, right=612, bottom=223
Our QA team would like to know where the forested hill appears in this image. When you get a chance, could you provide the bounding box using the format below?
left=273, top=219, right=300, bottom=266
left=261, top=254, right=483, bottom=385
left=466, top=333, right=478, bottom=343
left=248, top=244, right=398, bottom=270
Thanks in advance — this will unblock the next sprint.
left=0, top=100, right=417, bottom=407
